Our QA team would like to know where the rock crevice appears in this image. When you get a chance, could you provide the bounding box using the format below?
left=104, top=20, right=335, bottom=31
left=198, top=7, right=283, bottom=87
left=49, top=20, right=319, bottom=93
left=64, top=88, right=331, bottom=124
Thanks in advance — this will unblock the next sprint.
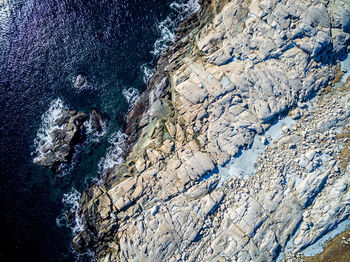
left=75, top=0, right=350, bottom=261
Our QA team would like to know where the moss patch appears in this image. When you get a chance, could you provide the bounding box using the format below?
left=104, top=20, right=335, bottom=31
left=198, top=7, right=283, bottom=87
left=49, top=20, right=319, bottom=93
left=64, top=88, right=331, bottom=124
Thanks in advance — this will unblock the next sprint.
left=322, top=66, right=344, bottom=96
left=337, top=125, right=350, bottom=172
left=194, top=131, right=202, bottom=149
left=303, top=229, right=350, bottom=262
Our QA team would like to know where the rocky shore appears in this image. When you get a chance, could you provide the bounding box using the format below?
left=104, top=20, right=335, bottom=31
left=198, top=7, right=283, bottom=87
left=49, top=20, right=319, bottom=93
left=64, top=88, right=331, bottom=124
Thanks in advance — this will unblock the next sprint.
left=73, top=0, right=350, bottom=261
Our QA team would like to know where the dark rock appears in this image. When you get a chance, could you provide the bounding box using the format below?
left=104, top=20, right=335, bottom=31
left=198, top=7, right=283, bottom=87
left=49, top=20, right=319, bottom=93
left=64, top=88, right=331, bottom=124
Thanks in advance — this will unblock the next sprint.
left=125, top=99, right=146, bottom=137
left=55, top=110, right=76, bottom=126
left=50, top=128, right=65, bottom=143
left=72, top=233, right=86, bottom=252
left=73, top=229, right=99, bottom=253
left=90, top=109, right=103, bottom=133
left=67, top=210, right=76, bottom=223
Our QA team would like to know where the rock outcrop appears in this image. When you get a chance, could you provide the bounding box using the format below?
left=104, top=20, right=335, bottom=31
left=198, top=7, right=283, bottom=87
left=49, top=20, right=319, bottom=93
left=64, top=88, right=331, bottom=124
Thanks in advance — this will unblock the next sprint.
left=34, top=110, right=88, bottom=168
left=74, top=0, right=350, bottom=261
left=73, top=74, right=88, bottom=89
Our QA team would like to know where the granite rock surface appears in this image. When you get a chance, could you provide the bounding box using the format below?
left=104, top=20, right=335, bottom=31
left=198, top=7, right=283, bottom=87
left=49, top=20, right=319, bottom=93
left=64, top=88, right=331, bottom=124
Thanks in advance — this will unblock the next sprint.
left=74, top=0, right=350, bottom=261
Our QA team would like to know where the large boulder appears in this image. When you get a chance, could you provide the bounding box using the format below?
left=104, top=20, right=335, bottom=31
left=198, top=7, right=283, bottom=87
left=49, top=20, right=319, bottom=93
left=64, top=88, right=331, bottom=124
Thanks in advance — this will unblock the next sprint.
left=34, top=110, right=88, bottom=168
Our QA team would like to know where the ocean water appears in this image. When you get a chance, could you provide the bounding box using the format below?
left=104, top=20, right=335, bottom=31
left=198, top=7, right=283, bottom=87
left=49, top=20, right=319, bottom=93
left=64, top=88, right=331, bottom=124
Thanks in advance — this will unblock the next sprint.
left=0, top=0, right=199, bottom=261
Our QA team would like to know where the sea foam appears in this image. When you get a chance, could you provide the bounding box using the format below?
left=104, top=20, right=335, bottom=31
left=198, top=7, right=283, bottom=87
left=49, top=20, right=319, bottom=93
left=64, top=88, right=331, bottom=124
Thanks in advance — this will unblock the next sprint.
left=83, top=113, right=108, bottom=143
left=99, top=0, right=200, bottom=179
left=32, top=98, right=67, bottom=164
left=145, top=0, right=199, bottom=83
left=122, top=87, right=140, bottom=109
left=151, top=0, right=200, bottom=56
left=56, top=188, right=84, bottom=235
left=95, top=87, right=138, bottom=178
left=170, top=0, right=201, bottom=20
left=140, top=63, right=156, bottom=84
left=98, top=131, right=128, bottom=178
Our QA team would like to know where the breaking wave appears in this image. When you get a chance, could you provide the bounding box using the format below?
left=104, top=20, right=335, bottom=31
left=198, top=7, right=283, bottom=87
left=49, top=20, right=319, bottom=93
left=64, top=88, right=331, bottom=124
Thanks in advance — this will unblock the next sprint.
left=122, top=87, right=140, bottom=109
left=170, top=0, right=200, bottom=20
left=56, top=188, right=84, bottom=235
left=83, top=113, right=108, bottom=143
left=0, top=1, right=11, bottom=51
left=151, top=0, right=200, bottom=56
left=98, top=131, right=128, bottom=178
left=96, top=88, right=136, bottom=180
left=59, top=0, right=200, bottom=252
left=56, top=188, right=96, bottom=261
left=140, top=63, right=156, bottom=84
left=151, top=17, right=177, bottom=56
left=32, top=98, right=68, bottom=164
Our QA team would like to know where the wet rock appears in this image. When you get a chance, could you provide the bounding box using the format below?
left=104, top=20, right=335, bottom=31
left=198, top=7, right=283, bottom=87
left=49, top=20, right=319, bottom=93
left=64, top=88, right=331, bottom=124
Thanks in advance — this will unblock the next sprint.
left=35, top=111, right=88, bottom=168
left=72, top=229, right=97, bottom=253
left=88, top=109, right=107, bottom=134
left=73, top=74, right=88, bottom=89
left=90, top=109, right=103, bottom=132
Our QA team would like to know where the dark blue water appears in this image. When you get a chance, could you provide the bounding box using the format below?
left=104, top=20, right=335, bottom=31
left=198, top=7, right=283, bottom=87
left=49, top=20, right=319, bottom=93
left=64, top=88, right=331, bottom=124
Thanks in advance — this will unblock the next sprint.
left=0, top=0, right=198, bottom=261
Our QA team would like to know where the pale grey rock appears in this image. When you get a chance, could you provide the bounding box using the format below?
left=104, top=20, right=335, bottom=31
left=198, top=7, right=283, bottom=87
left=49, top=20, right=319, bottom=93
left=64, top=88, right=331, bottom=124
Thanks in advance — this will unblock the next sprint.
left=290, top=107, right=303, bottom=120
left=277, top=135, right=301, bottom=147
left=260, top=136, right=268, bottom=145
left=305, top=150, right=316, bottom=161
left=135, top=157, right=146, bottom=172
left=175, top=79, right=208, bottom=104
left=73, top=74, right=87, bottom=89
left=75, top=0, right=350, bottom=261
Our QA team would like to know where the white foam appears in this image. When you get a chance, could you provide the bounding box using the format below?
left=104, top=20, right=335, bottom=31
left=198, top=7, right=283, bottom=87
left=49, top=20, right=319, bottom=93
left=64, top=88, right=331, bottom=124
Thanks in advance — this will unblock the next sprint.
left=0, top=1, right=11, bottom=47
left=32, top=98, right=68, bottom=163
left=151, top=0, right=200, bottom=56
left=83, top=113, right=108, bottom=142
left=122, top=87, right=139, bottom=109
left=151, top=17, right=177, bottom=56
left=73, top=249, right=96, bottom=262
left=55, top=143, right=84, bottom=178
left=170, top=0, right=200, bottom=20
left=56, top=188, right=84, bottom=235
left=140, top=63, right=156, bottom=84
left=98, top=131, right=128, bottom=177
